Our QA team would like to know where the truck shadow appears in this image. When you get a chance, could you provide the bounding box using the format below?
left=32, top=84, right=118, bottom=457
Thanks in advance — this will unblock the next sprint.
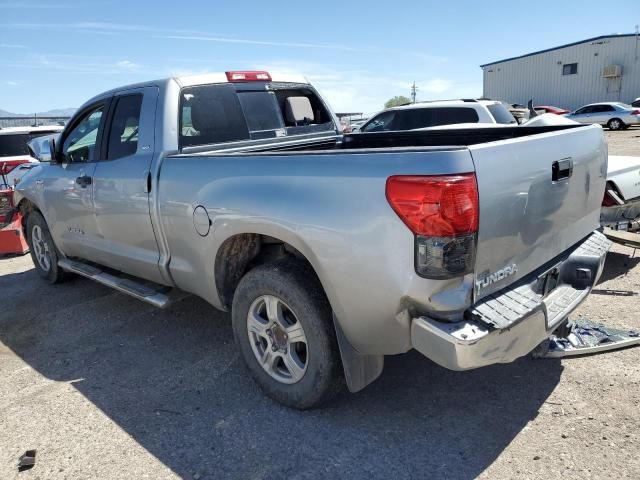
left=597, top=250, right=640, bottom=284
left=0, top=267, right=563, bottom=480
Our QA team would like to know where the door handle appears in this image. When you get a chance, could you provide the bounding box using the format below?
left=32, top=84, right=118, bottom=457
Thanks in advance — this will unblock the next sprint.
left=75, top=175, right=92, bottom=188
left=552, top=158, right=573, bottom=182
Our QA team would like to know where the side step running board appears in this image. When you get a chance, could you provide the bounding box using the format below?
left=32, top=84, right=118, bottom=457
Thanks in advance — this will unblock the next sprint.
left=58, top=258, right=172, bottom=309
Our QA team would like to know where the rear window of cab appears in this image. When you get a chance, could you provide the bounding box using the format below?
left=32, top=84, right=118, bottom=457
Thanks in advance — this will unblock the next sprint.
left=179, top=83, right=335, bottom=148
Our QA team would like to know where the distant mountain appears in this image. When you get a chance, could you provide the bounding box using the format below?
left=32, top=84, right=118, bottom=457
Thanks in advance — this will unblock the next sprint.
left=0, top=107, right=76, bottom=117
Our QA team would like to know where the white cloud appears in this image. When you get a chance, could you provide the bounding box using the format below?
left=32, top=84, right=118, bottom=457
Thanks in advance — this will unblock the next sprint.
left=162, top=34, right=356, bottom=51
left=0, top=22, right=447, bottom=62
left=0, top=43, right=27, bottom=48
left=5, top=80, right=20, bottom=86
left=116, top=60, right=137, bottom=68
left=252, top=61, right=480, bottom=114
left=422, top=79, right=453, bottom=94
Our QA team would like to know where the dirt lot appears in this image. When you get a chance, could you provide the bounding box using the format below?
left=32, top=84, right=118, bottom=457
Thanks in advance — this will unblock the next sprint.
left=605, top=126, right=640, bottom=156
left=1, top=127, right=640, bottom=479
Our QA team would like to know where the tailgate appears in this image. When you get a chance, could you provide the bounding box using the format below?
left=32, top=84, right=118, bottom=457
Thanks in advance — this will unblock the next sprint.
left=469, top=124, right=607, bottom=301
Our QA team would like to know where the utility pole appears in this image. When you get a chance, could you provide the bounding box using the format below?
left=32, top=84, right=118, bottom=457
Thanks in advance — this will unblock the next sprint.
left=410, top=81, right=417, bottom=103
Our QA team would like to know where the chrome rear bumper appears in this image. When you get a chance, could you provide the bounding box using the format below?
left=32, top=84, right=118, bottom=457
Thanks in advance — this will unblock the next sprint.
left=411, top=230, right=611, bottom=370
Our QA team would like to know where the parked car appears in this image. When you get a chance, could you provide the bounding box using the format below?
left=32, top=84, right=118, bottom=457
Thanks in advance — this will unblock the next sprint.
left=348, top=119, right=368, bottom=132
left=0, top=125, right=64, bottom=185
left=601, top=155, right=640, bottom=230
left=18, top=71, right=610, bottom=409
left=534, top=105, right=571, bottom=115
left=565, top=102, right=640, bottom=130
left=358, top=99, right=516, bottom=132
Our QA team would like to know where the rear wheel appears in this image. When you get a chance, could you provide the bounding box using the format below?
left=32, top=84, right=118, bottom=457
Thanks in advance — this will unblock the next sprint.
left=231, top=258, right=343, bottom=409
left=607, top=118, right=624, bottom=131
left=26, top=211, right=66, bottom=284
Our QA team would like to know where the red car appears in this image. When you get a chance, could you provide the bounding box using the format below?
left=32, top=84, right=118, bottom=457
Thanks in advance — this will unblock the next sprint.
left=534, top=105, right=571, bottom=115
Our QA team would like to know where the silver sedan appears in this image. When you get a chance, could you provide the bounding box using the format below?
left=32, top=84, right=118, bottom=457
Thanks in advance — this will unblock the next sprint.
left=565, top=102, right=640, bottom=130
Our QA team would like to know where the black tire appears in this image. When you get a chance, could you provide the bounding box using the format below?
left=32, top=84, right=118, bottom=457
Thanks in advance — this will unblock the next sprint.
left=607, top=118, right=624, bottom=131
left=26, top=211, right=66, bottom=284
left=231, top=258, right=343, bottom=409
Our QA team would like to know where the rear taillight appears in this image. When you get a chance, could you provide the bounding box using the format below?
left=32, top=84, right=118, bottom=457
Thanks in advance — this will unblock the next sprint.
left=631, top=110, right=640, bottom=116
left=225, top=70, right=272, bottom=82
left=386, top=174, right=479, bottom=279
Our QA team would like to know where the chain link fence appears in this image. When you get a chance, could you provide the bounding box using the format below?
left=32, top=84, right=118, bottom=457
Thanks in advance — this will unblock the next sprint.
left=0, top=116, right=69, bottom=129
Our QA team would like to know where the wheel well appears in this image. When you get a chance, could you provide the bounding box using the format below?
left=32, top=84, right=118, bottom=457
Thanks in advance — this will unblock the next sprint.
left=214, top=234, right=319, bottom=310
left=17, top=199, right=38, bottom=234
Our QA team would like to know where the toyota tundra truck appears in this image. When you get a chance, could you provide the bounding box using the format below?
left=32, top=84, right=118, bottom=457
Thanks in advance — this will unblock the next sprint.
left=16, top=71, right=611, bottom=408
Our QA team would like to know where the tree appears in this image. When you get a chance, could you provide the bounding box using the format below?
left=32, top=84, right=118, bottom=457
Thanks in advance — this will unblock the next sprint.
left=384, top=95, right=411, bottom=109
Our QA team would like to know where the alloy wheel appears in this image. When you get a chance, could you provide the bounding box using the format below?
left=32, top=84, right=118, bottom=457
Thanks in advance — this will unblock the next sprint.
left=246, top=295, right=308, bottom=384
left=31, top=225, right=51, bottom=272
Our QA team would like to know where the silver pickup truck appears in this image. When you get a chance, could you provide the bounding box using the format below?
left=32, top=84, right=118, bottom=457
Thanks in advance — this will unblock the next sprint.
left=17, top=71, right=611, bottom=408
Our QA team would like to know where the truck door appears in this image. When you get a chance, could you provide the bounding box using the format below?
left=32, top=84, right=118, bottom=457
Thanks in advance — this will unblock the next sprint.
left=41, top=102, right=107, bottom=258
left=87, top=86, right=163, bottom=283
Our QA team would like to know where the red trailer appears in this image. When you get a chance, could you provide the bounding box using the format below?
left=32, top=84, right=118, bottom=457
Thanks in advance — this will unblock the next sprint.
left=0, top=161, right=29, bottom=255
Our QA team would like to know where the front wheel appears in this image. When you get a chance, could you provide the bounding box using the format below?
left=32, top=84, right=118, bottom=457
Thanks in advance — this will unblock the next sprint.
left=231, top=258, right=343, bottom=409
left=26, top=211, right=66, bottom=284
left=607, top=118, right=624, bottom=131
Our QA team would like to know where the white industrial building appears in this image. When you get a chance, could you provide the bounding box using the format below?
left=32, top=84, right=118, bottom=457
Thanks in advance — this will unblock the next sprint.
left=481, top=34, right=640, bottom=110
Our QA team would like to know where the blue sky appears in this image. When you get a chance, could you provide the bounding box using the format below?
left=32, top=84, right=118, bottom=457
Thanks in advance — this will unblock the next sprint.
left=0, top=0, right=638, bottom=115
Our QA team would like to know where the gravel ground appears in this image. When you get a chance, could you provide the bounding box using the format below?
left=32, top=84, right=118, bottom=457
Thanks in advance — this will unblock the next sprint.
left=605, top=125, right=640, bottom=156
left=1, top=129, right=640, bottom=480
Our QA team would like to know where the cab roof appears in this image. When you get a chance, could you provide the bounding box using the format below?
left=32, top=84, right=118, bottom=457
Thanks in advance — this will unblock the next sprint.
left=77, top=71, right=311, bottom=114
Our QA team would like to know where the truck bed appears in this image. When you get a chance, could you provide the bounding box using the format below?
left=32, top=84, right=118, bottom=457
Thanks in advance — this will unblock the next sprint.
left=341, top=124, right=583, bottom=149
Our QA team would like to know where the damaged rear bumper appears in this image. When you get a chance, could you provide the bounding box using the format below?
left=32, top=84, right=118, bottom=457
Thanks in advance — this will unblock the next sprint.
left=411, top=231, right=611, bottom=370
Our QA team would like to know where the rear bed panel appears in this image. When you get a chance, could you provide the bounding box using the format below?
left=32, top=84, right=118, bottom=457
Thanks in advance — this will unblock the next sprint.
left=469, top=124, right=607, bottom=301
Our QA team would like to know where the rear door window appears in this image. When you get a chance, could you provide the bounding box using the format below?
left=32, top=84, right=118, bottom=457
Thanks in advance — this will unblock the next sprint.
left=106, top=94, right=142, bottom=160
left=433, top=107, right=479, bottom=125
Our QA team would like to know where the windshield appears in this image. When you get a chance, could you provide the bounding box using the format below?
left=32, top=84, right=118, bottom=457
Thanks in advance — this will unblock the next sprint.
left=0, top=132, right=56, bottom=158
left=486, top=104, right=517, bottom=124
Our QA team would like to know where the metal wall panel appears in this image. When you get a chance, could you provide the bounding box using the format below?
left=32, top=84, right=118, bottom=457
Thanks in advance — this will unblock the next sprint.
left=482, top=36, right=640, bottom=110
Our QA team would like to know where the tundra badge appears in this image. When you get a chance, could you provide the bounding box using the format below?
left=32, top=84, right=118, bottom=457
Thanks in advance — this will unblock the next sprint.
left=476, top=264, right=518, bottom=291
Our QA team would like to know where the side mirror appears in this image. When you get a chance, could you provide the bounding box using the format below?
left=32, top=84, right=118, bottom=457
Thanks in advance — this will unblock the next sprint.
left=27, top=134, right=60, bottom=163
left=49, top=138, right=58, bottom=163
